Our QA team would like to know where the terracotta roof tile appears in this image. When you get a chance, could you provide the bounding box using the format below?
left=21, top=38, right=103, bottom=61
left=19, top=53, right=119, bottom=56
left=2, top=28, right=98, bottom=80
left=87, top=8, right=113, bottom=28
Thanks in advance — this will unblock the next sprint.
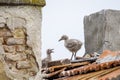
left=99, top=68, right=120, bottom=80
left=42, top=50, right=120, bottom=80
left=55, top=66, right=120, bottom=80
left=59, top=60, right=120, bottom=77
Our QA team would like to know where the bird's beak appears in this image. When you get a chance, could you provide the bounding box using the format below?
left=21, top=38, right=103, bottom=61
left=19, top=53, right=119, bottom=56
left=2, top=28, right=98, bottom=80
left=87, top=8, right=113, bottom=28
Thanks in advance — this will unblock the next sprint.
left=52, top=51, right=54, bottom=53
left=58, top=38, right=62, bottom=42
left=51, top=49, right=54, bottom=53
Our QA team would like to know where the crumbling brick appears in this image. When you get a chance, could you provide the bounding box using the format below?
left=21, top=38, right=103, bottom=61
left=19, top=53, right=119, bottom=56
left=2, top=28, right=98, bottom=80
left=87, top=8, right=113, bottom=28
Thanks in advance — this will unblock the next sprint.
left=16, top=60, right=32, bottom=69
left=6, top=38, right=25, bottom=45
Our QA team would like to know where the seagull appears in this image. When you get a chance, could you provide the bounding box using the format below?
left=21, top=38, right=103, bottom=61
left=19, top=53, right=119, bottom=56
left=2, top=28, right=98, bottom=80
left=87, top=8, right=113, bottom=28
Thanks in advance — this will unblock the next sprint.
left=59, top=35, right=82, bottom=60
left=42, top=49, right=54, bottom=68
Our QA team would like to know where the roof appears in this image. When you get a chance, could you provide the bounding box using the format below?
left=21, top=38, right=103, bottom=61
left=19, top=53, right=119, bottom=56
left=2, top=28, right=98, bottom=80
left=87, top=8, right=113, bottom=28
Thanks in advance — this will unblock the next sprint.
left=56, top=60, right=120, bottom=80
left=56, top=66, right=120, bottom=80
left=42, top=50, right=120, bottom=80
left=0, top=0, right=46, bottom=7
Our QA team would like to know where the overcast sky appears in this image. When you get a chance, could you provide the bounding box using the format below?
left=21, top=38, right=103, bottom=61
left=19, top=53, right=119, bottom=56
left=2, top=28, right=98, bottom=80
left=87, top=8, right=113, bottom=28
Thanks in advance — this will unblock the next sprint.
left=42, top=0, right=120, bottom=60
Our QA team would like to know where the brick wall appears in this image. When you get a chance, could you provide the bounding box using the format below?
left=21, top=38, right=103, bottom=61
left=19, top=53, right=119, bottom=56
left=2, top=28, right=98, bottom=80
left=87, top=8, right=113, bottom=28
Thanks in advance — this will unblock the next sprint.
left=0, top=26, right=39, bottom=79
left=0, top=6, right=42, bottom=80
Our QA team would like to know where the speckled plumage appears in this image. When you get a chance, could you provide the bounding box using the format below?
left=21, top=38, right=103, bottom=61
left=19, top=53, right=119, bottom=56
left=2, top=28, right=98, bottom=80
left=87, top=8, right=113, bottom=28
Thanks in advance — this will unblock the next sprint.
left=59, top=35, right=82, bottom=60
left=42, top=49, right=54, bottom=68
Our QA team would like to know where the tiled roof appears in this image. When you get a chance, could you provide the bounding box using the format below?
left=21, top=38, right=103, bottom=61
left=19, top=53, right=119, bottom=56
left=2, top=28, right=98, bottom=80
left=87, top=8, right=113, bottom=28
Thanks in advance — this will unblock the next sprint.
left=59, top=60, right=120, bottom=77
left=56, top=66, right=120, bottom=80
left=42, top=50, right=120, bottom=80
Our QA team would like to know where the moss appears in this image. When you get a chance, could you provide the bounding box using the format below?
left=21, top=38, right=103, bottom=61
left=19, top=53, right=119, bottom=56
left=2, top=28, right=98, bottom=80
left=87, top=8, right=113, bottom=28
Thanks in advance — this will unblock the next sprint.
left=0, top=0, right=46, bottom=7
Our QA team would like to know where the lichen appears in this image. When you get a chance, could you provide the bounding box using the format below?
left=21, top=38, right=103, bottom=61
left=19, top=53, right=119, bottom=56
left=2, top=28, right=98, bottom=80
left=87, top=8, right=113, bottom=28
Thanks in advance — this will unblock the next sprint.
left=0, top=0, right=46, bottom=6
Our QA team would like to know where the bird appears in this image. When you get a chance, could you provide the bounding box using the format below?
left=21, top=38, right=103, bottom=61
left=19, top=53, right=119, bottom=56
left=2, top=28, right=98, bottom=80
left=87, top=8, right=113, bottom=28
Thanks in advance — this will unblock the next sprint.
left=42, top=49, right=54, bottom=68
left=59, top=35, right=82, bottom=60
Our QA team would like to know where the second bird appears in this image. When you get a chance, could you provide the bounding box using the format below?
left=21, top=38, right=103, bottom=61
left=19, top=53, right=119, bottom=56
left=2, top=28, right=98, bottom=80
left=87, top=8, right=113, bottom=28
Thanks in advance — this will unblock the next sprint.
left=59, top=35, right=82, bottom=60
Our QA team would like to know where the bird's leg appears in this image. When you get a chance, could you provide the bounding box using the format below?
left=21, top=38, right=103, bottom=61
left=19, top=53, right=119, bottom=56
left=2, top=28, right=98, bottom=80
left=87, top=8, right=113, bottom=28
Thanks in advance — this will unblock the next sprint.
left=74, top=52, right=77, bottom=60
left=71, top=52, right=74, bottom=60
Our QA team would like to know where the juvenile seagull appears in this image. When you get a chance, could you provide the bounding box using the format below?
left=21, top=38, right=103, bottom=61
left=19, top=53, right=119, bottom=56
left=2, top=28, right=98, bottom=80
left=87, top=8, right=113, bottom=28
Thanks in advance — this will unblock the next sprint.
left=59, top=35, right=82, bottom=60
left=42, top=49, right=54, bottom=68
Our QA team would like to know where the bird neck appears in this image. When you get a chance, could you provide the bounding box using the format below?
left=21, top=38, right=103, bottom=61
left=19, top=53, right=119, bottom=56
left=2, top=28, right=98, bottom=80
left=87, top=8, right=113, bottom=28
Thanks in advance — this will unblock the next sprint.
left=63, top=37, right=68, bottom=41
left=47, top=53, right=52, bottom=61
left=64, top=39, right=68, bottom=43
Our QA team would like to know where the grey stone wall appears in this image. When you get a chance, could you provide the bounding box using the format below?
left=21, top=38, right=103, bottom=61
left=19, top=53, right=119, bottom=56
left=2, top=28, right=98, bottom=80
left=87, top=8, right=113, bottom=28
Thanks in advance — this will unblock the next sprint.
left=84, top=9, right=120, bottom=54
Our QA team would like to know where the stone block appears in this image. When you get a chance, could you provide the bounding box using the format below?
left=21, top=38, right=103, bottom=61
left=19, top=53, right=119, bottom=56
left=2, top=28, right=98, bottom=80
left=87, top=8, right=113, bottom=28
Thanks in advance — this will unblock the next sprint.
left=5, top=53, right=27, bottom=61
left=24, top=48, right=33, bottom=54
left=0, top=17, right=6, bottom=23
left=16, top=60, right=31, bottom=69
left=0, top=28, right=12, bottom=37
left=10, top=66, right=28, bottom=75
left=7, top=17, right=26, bottom=29
left=0, top=61, right=10, bottom=80
left=0, top=23, right=5, bottom=28
left=0, top=37, right=4, bottom=44
left=6, top=38, right=25, bottom=45
left=84, top=9, right=120, bottom=54
left=3, top=45, right=15, bottom=52
left=13, top=28, right=26, bottom=38
left=15, top=45, right=26, bottom=52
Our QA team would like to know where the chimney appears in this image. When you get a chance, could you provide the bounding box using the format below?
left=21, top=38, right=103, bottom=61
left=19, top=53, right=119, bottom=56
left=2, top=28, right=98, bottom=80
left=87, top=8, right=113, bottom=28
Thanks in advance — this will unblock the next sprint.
left=0, top=0, right=45, bottom=80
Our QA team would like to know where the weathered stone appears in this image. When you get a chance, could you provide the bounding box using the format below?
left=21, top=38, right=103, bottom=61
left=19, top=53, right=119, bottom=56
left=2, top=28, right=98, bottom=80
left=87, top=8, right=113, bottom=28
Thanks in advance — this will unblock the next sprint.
left=24, top=48, right=33, bottom=54
left=0, top=23, right=5, bottom=28
left=3, top=45, right=15, bottom=53
left=0, top=37, right=4, bottom=44
left=29, top=71, right=37, bottom=76
left=0, top=28, right=12, bottom=37
left=7, top=66, right=29, bottom=80
left=0, top=5, right=42, bottom=80
left=11, top=66, right=28, bottom=75
left=0, top=61, right=10, bottom=80
left=7, top=17, right=26, bottom=29
left=6, top=38, right=25, bottom=45
left=0, top=17, right=6, bottom=23
left=0, top=0, right=46, bottom=7
left=15, top=45, right=26, bottom=52
left=5, top=53, right=27, bottom=61
left=13, top=28, right=26, bottom=38
left=84, top=9, right=120, bottom=54
left=16, top=60, right=31, bottom=69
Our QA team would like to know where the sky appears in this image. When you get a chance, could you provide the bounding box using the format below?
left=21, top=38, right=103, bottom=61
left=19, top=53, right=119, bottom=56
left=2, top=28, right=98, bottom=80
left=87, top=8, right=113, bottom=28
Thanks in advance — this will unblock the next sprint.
left=42, top=0, right=120, bottom=60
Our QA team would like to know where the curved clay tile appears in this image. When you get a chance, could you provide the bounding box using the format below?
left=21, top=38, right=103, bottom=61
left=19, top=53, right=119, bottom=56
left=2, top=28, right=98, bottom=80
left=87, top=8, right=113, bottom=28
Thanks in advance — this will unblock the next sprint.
left=59, top=60, right=120, bottom=77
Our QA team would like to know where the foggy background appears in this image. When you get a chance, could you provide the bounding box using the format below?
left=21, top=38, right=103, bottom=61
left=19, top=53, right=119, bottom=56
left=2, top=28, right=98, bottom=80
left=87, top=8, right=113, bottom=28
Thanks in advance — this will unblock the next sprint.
left=42, top=0, right=120, bottom=60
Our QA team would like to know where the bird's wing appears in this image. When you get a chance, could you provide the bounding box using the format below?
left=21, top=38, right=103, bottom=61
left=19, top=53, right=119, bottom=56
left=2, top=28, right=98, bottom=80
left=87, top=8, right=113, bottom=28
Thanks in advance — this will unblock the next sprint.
left=65, top=39, right=79, bottom=48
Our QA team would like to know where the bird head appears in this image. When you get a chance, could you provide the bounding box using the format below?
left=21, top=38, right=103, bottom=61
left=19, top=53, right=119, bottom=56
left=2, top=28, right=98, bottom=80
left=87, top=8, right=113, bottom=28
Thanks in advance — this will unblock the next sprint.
left=59, top=35, right=68, bottom=41
left=46, top=49, right=54, bottom=54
